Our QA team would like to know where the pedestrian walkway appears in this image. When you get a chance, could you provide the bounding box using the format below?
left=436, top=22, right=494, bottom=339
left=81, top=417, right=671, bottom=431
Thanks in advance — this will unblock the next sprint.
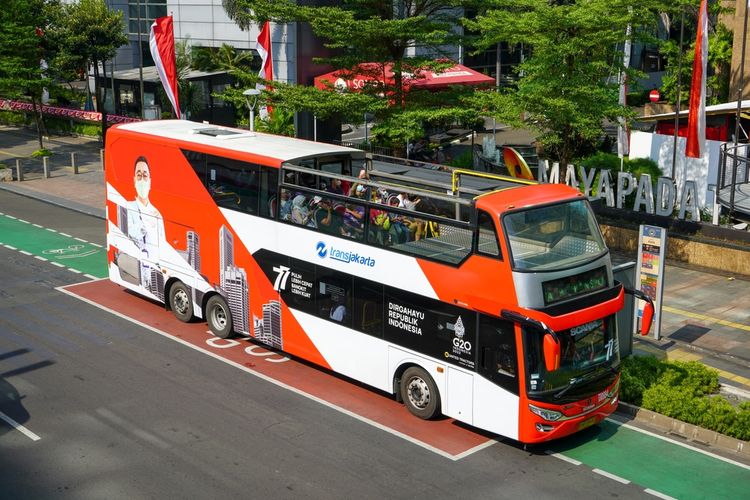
left=1, top=125, right=749, bottom=394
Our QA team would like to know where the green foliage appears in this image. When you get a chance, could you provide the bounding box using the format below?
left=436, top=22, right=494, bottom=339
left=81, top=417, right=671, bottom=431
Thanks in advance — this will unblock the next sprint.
left=448, top=149, right=474, bottom=168
left=31, top=148, right=52, bottom=157
left=660, top=3, right=734, bottom=105
left=466, top=0, right=663, bottom=165
left=578, top=152, right=661, bottom=206
left=253, top=108, right=295, bottom=137
left=0, top=110, right=30, bottom=126
left=621, top=356, right=750, bottom=441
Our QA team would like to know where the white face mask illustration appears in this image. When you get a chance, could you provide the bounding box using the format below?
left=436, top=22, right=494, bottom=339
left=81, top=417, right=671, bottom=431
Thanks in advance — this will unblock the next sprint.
left=136, top=177, right=150, bottom=200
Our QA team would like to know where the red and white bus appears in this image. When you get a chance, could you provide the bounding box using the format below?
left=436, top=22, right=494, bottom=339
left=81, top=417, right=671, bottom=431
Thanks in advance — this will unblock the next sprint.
left=105, top=120, right=652, bottom=444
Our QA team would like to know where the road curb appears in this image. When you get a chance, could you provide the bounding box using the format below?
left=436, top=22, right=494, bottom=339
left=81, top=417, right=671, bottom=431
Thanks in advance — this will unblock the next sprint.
left=616, top=401, right=750, bottom=461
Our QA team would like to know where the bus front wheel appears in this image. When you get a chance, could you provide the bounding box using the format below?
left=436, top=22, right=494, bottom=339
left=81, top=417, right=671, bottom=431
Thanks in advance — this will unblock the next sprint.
left=400, top=366, right=440, bottom=420
left=206, top=295, right=234, bottom=339
left=169, top=282, right=194, bottom=323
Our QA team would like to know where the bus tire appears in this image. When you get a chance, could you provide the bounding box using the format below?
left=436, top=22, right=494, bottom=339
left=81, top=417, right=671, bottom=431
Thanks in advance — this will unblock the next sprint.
left=206, top=295, right=234, bottom=339
left=168, top=281, right=193, bottom=323
left=400, top=366, right=440, bottom=420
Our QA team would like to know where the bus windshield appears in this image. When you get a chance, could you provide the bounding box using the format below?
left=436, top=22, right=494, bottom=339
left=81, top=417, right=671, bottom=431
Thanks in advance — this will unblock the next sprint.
left=503, top=199, right=606, bottom=271
left=523, top=316, right=619, bottom=399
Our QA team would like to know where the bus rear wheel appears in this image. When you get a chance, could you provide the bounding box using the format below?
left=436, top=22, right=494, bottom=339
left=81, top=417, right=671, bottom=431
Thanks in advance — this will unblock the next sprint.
left=169, top=282, right=193, bottom=322
left=400, top=366, right=440, bottom=420
left=206, top=295, right=234, bottom=339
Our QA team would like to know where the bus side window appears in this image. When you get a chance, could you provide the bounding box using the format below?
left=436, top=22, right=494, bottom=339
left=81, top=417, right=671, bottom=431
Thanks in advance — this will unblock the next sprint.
left=259, top=166, right=278, bottom=219
left=352, top=276, right=383, bottom=337
left=316, top=268, right=352, bottom=328
left=478, top=315, right=518, bottom=395
left=182, top=149, right=206, bottom=185
left=477, top=210, right=501, bottom=258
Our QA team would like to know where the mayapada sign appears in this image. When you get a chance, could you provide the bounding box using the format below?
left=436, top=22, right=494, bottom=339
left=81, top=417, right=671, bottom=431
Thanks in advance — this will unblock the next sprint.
left=537, top=160, right=705, bottom=221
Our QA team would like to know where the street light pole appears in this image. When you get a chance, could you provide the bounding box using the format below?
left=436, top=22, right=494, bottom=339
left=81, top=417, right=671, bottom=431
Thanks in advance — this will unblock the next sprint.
left=243, top=88, right=261, bottom=132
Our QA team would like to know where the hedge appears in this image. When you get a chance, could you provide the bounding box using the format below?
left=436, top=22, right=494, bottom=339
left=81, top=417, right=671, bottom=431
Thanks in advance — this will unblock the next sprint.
left=620, top=356, right=750, bottom=441
left=0, top=110, right=101, bottom=138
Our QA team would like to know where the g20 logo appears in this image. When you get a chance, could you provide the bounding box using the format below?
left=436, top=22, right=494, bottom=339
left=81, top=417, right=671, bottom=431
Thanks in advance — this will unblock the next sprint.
left=316, top=241, right=327, bottom=258
left=452, top=338, right=472, bottom=351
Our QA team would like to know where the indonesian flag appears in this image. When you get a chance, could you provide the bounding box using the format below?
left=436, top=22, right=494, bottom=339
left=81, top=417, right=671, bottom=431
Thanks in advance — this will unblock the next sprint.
left=686, top=0, right=708, bottom=159
left=256, top=21, right=273, bottom=118
left=149, top=16, right=180, bottom=119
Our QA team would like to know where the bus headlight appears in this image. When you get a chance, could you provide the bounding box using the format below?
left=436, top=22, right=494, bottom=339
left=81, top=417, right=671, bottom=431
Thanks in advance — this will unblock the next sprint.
left=528, top=404, right=562, bottom=422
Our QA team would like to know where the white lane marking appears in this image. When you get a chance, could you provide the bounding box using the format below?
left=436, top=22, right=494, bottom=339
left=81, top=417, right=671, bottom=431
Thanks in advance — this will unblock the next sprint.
left=0, top=411, right=41, bottom=441
left=34, top=256, right=48, bottom=262
left=50, top=261, right=65, bottom=268
left=45, top=227, right=57, bottom=232
left=6, top=215, right=17, bottom=219
left=606, top=416, right=750, bottom=471
left=32, top=223, right=43, bottom=228
left=56, top=282, right=495, bottom=462
left=546, top=450, right=582, bottom=466
left=4, top=244, right=17, bottom=250
left=18, top=219, right=29, bottom=224
left=19, top=250, right=32, bottom=256
left=84, top=274, right=97, bottom=280
left=644, top=489, right=678, bottom=500
left=90, top=242, right=104, bottom=248
left=68, top=268, right=82, bottom=274
left=74, top=237, right=88, bottom=243
left=593, top=468, right=630, bottom=484
left=59, top=232, right=72, bottom=237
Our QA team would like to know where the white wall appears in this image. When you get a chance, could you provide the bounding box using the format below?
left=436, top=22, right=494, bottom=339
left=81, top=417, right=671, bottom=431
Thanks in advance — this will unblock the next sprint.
left=629, top=130, right=722, bottom=208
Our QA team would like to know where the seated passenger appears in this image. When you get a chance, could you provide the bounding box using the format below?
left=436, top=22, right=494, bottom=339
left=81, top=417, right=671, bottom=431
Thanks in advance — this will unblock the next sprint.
left=342, top=203, right=364, bottom=239
left=314, top=199, right=344, bottom=236
left=290, top=194, right=313, bottom=227
left=278, top=190, right=292, bottom=221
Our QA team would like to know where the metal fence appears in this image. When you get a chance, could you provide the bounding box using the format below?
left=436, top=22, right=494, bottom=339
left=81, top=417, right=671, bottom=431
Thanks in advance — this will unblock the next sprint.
left=718, top=142, right=750, bottom=213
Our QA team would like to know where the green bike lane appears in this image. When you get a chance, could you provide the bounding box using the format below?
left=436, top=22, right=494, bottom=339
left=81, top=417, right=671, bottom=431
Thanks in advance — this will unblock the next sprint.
left=0, top=212, right=107, bottom=278
left=546, top=418, right=750, bottom=499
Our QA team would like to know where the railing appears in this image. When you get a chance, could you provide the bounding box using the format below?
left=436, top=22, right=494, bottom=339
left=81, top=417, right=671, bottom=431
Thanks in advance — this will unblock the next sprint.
left=718, top=142, right=750, bottom=213
left=332, top=140, right=393, bottom=157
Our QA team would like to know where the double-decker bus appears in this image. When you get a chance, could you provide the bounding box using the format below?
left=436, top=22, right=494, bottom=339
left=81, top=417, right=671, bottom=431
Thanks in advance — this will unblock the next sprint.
left=104, top=120, right=653, bottom=444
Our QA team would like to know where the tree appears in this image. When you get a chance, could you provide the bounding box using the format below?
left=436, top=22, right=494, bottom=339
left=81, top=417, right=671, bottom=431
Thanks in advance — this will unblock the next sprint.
left=0, top=0, right=58, bottom=150
left=659, top=1, right=734, bottom=106
left=50, top=0, right=126, bottom=121
left=222, top=1, right=474, bottom=147
left=467, top=0, right=672, bottom=165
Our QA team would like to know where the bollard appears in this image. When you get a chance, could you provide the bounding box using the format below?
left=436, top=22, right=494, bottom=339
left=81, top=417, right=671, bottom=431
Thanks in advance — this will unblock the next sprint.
left=71, top=152, right=78, bottom=174
left=100, top=148, right=105, bottom=170
left=43, top=156, right=50, bottom=178
left=15, top=159, right=23, bottom=181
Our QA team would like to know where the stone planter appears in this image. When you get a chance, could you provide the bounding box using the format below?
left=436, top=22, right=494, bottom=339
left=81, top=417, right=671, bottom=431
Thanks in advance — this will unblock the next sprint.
left=0, top=168, right=12, bottom=182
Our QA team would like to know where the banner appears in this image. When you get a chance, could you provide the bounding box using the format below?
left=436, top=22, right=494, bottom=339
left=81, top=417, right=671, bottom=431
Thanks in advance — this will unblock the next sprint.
left=256, top=21, right=273, bottom=119
left=149, top=16, right=180, bottom=119
left=686, top=0, right=708, bottom=158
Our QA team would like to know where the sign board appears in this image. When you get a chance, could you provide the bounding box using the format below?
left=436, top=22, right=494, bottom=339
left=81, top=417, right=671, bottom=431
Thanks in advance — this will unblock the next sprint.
left=634, top=225, right=667, bottom=339
left=649, top=89, right=661, bottom=103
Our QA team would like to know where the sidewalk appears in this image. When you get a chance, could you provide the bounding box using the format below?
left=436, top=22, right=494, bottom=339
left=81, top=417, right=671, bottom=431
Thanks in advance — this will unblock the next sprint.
left=1, top=125, right=749, bottom=394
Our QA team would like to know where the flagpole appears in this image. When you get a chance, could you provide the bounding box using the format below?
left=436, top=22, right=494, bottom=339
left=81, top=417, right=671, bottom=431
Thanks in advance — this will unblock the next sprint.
left=671, top=9, right=685, bottom=179
left=734, top=1, right=749, bottom=147
left=137, top=0, right=145, bottom=119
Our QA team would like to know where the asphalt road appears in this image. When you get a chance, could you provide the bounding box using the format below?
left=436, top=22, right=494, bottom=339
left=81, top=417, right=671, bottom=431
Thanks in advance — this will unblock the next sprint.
left=1, top=190, right=748, bottom=499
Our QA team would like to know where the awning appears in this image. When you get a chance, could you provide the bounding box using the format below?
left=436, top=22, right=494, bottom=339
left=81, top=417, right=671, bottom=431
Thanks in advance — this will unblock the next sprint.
left=313, top=62, right=494, bottom=92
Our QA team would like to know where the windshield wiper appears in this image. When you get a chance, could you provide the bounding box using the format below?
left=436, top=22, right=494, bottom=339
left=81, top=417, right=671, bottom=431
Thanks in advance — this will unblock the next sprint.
left=552, top=366, right=615, bottom=400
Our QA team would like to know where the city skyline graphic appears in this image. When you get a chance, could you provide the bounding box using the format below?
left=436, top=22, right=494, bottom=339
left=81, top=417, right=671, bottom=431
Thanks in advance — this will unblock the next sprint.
left=253, top=300, right=283, bottom=350
left=219, top=225, right=250, bottom=334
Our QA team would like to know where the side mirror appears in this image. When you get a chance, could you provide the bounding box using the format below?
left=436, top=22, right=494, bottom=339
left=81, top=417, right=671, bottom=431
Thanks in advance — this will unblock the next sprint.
left=640, top=300, right=655, bottom=336
left=543, top=333, right=561, bottom=372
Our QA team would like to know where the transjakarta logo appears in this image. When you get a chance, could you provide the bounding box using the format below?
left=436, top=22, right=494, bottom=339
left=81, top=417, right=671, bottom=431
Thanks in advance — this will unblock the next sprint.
left=315, top=241, right=375, bottom=267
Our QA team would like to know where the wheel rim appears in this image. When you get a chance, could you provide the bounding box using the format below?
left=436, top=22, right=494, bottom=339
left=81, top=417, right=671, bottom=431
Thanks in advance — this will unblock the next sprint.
left=173, top=289, right=189, bottom=315
left=406, top=376, right=430, bottom=409
left=211, top=303, right=228, bottom=330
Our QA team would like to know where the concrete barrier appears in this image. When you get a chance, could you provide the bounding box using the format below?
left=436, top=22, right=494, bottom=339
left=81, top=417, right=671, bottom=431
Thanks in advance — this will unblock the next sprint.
left=616, top=401, right=750, bottom=460
left=601, top=224, right=750, bottom=278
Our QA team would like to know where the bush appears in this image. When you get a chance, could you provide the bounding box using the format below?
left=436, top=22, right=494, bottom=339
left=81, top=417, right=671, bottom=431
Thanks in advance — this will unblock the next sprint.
left=621, top=356, right=750, bottom=441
